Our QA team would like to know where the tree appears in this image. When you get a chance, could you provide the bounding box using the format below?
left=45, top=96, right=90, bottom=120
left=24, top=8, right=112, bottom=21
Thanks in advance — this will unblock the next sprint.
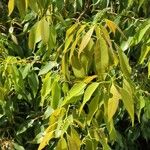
left=0, top=0, right=150, bottom=149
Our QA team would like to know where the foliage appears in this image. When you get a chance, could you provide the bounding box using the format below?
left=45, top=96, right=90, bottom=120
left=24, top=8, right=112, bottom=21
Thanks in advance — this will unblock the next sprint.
left=0, top=0, right=150, bottom=149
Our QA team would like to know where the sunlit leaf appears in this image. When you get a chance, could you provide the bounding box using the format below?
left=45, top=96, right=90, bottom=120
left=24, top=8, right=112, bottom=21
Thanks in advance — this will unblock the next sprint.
left=8, top=0, right=15, bottom=16
left=79, top=82, right=99, bottom=115
left=108, top=84, right=121, bottom=122
left=78, top=26, right=95, bottom=57
left=61, top=82, right=87, bottom=106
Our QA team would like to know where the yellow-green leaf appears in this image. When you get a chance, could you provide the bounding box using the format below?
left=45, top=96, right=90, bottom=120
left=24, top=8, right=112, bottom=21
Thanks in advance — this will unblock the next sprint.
left=56, top=137, right=68, bottom=150
left=38, top=131, right=54, bottom=150
left=108, top=84, right=121, bottom=122
left=8, top=0, right=15, bottom=16
left=78, top=26, right=95, bottom=57
left=40, top=18, right=49, bottom=44
left=61, top=82, right=87, bottom=106
left=116, top=44, right=131, bottom=78
left=119, top=88, right=134, bottom=126
left=79, top=82, right=99, bottom=115
left=94, top=36, right=109, bottom=80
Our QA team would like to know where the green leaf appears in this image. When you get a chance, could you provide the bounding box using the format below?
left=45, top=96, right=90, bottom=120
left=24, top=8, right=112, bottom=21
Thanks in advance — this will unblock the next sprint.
left=139, top=45, right=150, bottom=64
left=8, top=0, right=15, bottom=16
left=94, top=36, right=109, bottom=80
left=28, top=71, right=39, bottom=98
left=61, top=82, right=87, bottom=106
left=38, top=61, right=58, bottom=76
left=16, top=0, right=26, bottom=17
left=40, top=73, right=52, bottom=106
left=79, top=82, right=99, bottom=115
left=17, top=119, right=35, bottom=135
left=148, top=61, right=150, bottom=78
left=13, top=143, right=25, bottom=150
left=28, top=22, right=42, bottom=49
left=119, top=88, right=134, bottom=126
left=133, top=21, right=150, bottom=45
left=56, top=137, right=68, bottom=150
left=67, top=134, right=80, bottom=150
left=40, top=17, right=49, bottom=44
left=78, top=26, right=95, bottom=57
left=87, top=95, right=100, bottom=125
left=51, top=80, right=61, bottom=109
left=116, top=44, right=131, bottom=78
left=108, top=84, right=121, bottom=122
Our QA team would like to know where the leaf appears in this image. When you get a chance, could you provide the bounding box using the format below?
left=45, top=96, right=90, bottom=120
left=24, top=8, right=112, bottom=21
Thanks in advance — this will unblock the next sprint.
left=66, top=23, right=78, bottom=38
left=148, top=61, right=150, bottom=78
left=67, top=134, right=80, bottom=150
left=108, top=84, right=121, bottom=122
left=8, top=0, right=15, bottom=16
left=119, top=88, right=134, bottom=126
left=63, top=34, right=74, bottom=53
left=51, top=80, right=61, bottom=109
left=17, top=119, right=35, bottom=135
left=78, top=26, right=95, bottom=57
left=94, top=36, right=109, bottom=80
left=38, top=131, right=54, bottom=150
left=40, top=73, right=52, bottom=106
left=83, top=75, right=98, bottom=84
left=28, top=71, right=39, bottom=98
left=134, top=22, right=150, bottom=45
left=40, top=17, right=49, bottom=44
left=13, top=143, right=25, bottom=150
left=139, top=45, right=150, bottom=64
left=105, top=19, right=126, bottom=39
left=87, top=95, right=100, bottom=125
left=116, top=44, right=131, bottom=78
left=28, top=22, right=42, bottom=49
left=56, top=137, right=68, bottom=150
left=16, top=0, right=26, bottom=17
left=61, top=82, right=87, bottom=106
left=79, top=82, right=99, bottom=115
left=105, top=19, right=117, bottom=35
left=128, top=0, right=134, bottom=7
left=38, top=61, right=58, bottom=76
left=71, top=127, right=81, bottom=147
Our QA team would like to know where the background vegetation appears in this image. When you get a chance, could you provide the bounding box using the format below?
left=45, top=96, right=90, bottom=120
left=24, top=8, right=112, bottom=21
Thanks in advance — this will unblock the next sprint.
left=0, top=0, right=150, bottom=149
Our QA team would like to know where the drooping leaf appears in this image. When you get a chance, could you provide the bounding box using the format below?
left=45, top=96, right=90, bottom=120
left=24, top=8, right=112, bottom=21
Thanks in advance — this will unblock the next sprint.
left=139, top=45, right=150, bottom=64
left=87, top=95, right=100, bottom=125
left=51, top=80, right=61, bottom=109
left=108, top=84, right=121, bottom=122
left=40, top=73, right=52, bottom=106
left=94, top=36, right=109, bottom=80
left=79, top=82, right=99, bottom=115
left=56, top=137, right=68, bottom=150
left=119, top=88, right=134, bottom=126
left=116, top=44, right=131, bottom=78
left=8, top=0, right=15, bottom=16
left=78, top=26, right=95, bottom=57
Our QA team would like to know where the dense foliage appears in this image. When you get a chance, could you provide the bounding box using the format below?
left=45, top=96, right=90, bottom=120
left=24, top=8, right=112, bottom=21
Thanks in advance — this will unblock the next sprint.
left=0, top=0, right=150, bottom=149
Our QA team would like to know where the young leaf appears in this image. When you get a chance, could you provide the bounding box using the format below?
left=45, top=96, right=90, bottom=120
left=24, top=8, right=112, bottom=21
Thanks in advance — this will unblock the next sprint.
left=79, top=82, right=99, bottom=115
